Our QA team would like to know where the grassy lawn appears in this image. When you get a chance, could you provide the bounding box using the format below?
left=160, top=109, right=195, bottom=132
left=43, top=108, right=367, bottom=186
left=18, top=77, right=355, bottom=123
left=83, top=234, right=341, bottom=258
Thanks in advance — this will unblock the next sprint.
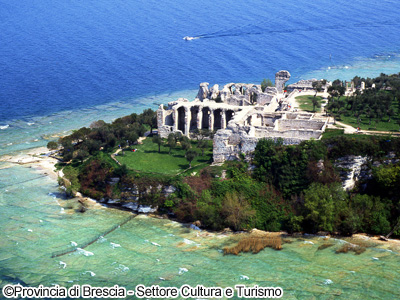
left=116, top=138, right=213, bottom=175
left=295, top=95, right=325, bottom=112
left=331, top=96, right=400, bottom=132
left=321, top=129, right=345, bottom=139
left=321, top=128, right=393, bottom=140
left=338, top=114, right=400, bottom=132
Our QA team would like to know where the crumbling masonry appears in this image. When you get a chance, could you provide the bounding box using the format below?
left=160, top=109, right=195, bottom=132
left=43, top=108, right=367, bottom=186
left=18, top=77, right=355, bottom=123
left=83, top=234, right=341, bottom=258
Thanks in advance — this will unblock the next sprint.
left=157, top=70, right=328, bottom=163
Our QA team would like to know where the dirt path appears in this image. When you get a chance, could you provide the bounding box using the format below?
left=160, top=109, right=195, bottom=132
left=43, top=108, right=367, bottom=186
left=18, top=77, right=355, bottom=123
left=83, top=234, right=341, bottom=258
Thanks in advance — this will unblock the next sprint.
left=110, top=134, right=149, bottom=166
left=328, top=120, right=400, bottom=136
left=111, top=148, right=122, bottom=166
left=331, top=120, right=358, bottom=134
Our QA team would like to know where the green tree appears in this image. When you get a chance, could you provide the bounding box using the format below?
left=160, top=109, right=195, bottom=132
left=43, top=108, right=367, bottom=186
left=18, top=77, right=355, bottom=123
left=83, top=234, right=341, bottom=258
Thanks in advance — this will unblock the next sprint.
left=373, top=164, right=400, bottom=197
left=387, top=107, right=395, bottom=122
left=47, top=141, right=58, bottom=150
left=312, top=80, right=323, bottom=98
left=337, top=107, right=346, bottom=121
left=174, top=132, right=182, bottom=143
left=185, top=149, right=198, bottom=168
left=221, top=192, right=255, bottom=231
left=141, top=109, right=157, bottom=133
left=303, top=183, right=346, bottom=232
left=114, top=164, right=128, bottom=177
left=192, top=129, right=211, bottom=141
left=89, top=120, right=106, bottom=129
left=119, top=140, right=127, bottom=148
left=152, top=135, right=163, bottom=153
left=312, top=97, right=320, bottom=112
left=197, top=140, right=208, bottom=156
left=195, top=190, right=224, bottom=230
left=73, top=149, right=89, bottom=163
left=261, top=78, right=273, bottom=92
left=166, top=133, right=176, bottom=154
left=181, top=136, right=191, bottom=151
left=59, top=137, right=74, bottom=161
left=127, top=132, right=139, bottom=146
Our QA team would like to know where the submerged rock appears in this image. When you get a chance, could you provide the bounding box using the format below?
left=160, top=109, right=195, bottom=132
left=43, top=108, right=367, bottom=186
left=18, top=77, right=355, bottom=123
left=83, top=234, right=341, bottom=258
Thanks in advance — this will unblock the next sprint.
left=138, top=205, right=157, bottom=213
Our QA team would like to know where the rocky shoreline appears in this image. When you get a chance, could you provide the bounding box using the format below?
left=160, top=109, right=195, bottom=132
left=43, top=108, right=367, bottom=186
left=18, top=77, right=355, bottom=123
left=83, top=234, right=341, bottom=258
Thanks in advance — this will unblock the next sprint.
left=1, top=146, right=400, bottom=252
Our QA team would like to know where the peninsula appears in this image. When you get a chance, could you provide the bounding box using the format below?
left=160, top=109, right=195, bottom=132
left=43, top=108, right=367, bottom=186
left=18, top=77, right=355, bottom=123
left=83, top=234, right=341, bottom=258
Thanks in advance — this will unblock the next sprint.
left=10, top=71, right=400, bottom=248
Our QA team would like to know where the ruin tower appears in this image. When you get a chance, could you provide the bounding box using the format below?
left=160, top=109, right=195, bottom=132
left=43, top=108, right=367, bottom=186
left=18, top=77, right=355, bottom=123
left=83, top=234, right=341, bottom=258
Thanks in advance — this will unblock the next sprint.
left=275, top=70, right=291, bottom=93
left=197, top=82, right=210, bottom=101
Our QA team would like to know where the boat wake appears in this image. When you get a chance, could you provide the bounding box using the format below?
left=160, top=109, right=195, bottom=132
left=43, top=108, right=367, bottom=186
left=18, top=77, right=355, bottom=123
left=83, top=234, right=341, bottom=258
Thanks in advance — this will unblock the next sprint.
left=183, top=36, right=201, bottom=41
left=185, top=20, right=399, bottom=40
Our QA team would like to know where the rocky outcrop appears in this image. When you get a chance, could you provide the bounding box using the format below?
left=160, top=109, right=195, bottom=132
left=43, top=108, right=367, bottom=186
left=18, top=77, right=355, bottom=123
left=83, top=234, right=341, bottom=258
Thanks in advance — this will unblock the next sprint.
left=335, top=156, right=368, bottom=191
left=334, top=152, right=400, bottom=191
left=103, top=183, right=177, bottom=213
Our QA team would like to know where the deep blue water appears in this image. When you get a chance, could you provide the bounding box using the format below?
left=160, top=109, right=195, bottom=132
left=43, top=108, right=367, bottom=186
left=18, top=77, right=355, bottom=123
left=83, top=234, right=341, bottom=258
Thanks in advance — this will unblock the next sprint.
left=1, top=0, right=400, bottom=154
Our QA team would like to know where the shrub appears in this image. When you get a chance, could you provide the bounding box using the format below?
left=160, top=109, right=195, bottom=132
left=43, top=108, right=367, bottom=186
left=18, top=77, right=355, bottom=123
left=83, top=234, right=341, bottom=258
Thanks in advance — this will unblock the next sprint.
left=47, top=141, right=58, bottom=150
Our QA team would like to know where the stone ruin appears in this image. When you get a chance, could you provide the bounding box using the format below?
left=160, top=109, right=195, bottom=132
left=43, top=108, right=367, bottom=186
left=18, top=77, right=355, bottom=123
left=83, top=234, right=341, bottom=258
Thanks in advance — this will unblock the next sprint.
left=157, top=70, right=328, bottom=163
left=275, top=70, right=291, bottom=93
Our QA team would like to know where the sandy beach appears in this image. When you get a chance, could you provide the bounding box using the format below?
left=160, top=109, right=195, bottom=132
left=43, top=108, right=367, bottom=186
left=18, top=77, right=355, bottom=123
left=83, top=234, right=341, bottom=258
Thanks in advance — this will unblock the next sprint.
left=0, top=147, right=59, bottom=180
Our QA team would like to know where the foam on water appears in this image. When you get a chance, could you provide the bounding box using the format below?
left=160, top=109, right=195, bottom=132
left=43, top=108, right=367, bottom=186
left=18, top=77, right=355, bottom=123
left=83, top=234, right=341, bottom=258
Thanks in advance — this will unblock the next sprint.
left=0, top=164, right=399, bottom=298
left=59, top=261, right=67, bottom=269
left=76, top=248, right=94, bottom=257
left=178, top=268, right=188, bottom=275
left=1, top=0, right=400, bottom=298
left=110, top=242, right=121, bottom=249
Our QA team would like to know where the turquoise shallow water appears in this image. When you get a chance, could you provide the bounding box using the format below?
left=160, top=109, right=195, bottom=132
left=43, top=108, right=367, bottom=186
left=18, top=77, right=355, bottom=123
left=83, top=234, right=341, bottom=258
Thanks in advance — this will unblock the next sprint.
left=1, top=163, right=399, bottom=299
left=1, top=0, right=400, bottom=298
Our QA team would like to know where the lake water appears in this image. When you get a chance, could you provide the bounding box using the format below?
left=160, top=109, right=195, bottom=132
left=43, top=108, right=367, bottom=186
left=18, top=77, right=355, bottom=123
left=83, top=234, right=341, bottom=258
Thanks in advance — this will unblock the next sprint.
left=1, top=0, right=400, bottom=298
left=0, top=163, right=399, bottom=299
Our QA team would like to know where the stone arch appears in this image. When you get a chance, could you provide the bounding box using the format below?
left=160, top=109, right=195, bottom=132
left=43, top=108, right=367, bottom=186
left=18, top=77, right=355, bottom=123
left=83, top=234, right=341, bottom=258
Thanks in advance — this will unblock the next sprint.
left=213, top=109, right=222, bottom=130
left=202, top=107, right=210, bottom=129
left=165, top=114, right=173, bottom=126
left=190, top=106, right=199, bottom=131
left=177, top=106, right=185, bottom=133
left=254, top=114, right=263, bottom=126
left=226, top=110, right=234, bottom=124
left=250, top=92, right=258, bottom=104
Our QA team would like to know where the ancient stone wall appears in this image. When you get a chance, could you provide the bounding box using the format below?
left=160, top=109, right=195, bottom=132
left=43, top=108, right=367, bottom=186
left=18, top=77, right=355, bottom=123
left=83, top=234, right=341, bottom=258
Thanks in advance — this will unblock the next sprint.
left=276, top=119, right=325, bottom=131
left=157, top=71, right=329, bottom=162
left=213, top=125, right=307, bottom=163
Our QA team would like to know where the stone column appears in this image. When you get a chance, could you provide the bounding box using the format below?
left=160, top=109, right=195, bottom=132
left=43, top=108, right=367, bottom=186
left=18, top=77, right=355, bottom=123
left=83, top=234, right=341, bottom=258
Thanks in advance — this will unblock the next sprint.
left=209, top=109, right=214, bottom=131
left=173, top=108, right=178, bottom=131
left=221, top=109, right=226, bottom=129
left=184, top=107, right=191, bottom=136
left=157, top=105, right=164, bottom=128
left=197, top=106, right=203, bottom=130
